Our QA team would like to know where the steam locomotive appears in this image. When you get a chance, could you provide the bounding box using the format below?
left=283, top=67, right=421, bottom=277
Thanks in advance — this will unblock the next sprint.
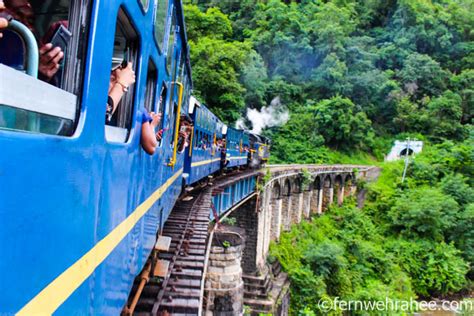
left=0, top=0, right=269, bottom=314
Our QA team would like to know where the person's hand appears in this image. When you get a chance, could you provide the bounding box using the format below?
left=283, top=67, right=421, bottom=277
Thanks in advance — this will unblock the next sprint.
left=39, top=43, right=64, bottom=80
left=150, top=112, right=161, bottom=128
left=116, top=62, right=136, bottom=87
left=0, top=1, right=9, bottom=39
left=155, top=129, right=163, bottom=141
left=179, top=131, right=187, bottom=139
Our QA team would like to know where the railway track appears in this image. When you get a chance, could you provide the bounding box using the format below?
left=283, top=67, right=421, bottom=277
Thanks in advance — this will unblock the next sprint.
left=127, top=188, right=213, bottom=316
left=125, top=169, right=260, bottom=316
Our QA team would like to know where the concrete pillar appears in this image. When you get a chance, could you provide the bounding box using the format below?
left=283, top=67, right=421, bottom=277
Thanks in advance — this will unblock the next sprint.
left=310, top=188, right=319, bottom=213
left=282, top=195, right=291, bottom=231
left=337, top=186, right=344, bottom=206
left=270, top=199, right=282, bottom=241
left=323, top=185, right=333, bottom=211
left=205, top=231, right=244, bottom=316
left=317, top=189, right=323, bottom=214
left=291, top=192, right=303, bottom=224
left=265, top=201, right=272, bottom=255
left=303, top=190, right=312, bottom=218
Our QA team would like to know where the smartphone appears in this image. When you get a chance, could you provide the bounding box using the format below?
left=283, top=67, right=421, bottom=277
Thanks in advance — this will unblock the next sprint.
left=50, top=24, right=72, bottom=53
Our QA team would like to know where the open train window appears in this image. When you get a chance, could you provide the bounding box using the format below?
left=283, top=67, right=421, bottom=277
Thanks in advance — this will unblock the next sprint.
left=156, top=82, right=167, bottom=147
left=0, top=1, right=90, bottom=136
left=105, top=8, right=139, bottom=143
left=153, top=0, right=169, bottom=52
left=144, top=60, right=157, bottom=112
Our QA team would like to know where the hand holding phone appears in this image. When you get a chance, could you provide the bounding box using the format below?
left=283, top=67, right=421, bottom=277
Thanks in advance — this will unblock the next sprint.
left=49, top=24, right=72, bottom=54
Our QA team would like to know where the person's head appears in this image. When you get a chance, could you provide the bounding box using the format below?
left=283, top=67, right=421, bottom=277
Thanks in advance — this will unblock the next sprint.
left=180, top=115, right=193, bottom=132
left=5, top=0, right=34, bottom=29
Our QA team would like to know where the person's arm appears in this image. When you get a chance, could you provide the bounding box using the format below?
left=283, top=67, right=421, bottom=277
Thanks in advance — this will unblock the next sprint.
left=0, top=1, right=8, bottom=38
left=109, top=63, right=136, bottom=112
left=141, top=112, right=161, bottom=155
left=141, top=122, right=158, bottom=155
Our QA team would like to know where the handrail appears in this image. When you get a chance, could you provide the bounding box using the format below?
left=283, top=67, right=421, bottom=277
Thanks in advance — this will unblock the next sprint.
left=168, top=82, right=184, bottom=167
left=7, top=20, right=39, bottom=77
left=188, top=126, right=194, bottom=157
left=211, top=133, right=216, bottom=156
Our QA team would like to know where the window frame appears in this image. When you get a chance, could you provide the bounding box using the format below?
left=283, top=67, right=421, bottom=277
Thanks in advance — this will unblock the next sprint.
left=144, top=59, right=158, bottom=113
left=105, top=7, right=140, bottom=143
left=153, top=0, right=169, bottom=55
left=0, top=0, right=91, bottom=137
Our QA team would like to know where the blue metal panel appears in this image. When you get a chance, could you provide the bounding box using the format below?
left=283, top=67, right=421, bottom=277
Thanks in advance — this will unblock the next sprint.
left=0, top=0, right=192, bottom=314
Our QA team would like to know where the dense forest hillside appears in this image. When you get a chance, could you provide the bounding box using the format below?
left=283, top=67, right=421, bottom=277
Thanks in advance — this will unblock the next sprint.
left=183, top=0, right=473, bottom=314
left=184, top=0, right=472, bottom=162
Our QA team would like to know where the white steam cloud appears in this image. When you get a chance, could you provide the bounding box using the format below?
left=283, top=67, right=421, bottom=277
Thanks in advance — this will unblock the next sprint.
left=236, top=97, right=289, bottom=134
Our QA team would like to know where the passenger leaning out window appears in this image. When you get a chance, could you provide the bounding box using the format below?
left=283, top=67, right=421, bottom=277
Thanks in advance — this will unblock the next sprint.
left=177, top=116, right=192, bottom=154
left=141, top=111, right=163, bottom=155
left=106, top=62, right=135, bottom=124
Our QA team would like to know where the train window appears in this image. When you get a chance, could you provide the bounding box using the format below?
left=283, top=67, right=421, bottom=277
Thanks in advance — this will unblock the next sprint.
left=139, top=0, right=150, bottom=12
left=0, top=1, right=90, bottom=136
left=144, top=60, right=157, bottom=112
left=166, top=8, right=177, bottom=74
left=153, top=0, right=169, bottom=52
left=156, top=83, right=167, bottom=147
left=105, top=8, right=139, bottom=143
left=169, top=101, right=178, bottom=147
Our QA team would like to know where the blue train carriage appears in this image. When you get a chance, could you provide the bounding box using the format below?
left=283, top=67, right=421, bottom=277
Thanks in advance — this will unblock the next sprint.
left=249, top=133, right=271, bottom=167
left=224, top=126, right=249, bottom=168
left=184, top=96, right=225, bottom=185
left=0, top=0, right=192, bottom=315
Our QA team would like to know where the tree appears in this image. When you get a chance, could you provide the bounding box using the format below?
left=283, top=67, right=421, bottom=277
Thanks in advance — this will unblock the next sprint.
left=189, top=37, right=252, bottom=122
left=398, top=53, right=448, bottom=98
left=426, top=90, right=465, bottom=140
left=389, top=187, right=459, bottom=241
left=183, top=5, right=232, bottom=42
left=311, top=96, right=374, bottom=150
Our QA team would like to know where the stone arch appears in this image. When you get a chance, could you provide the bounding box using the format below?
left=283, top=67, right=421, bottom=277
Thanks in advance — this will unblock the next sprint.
left=291, top=177, right=304, bottom=224
left=334, top=174, right=344, bottom=206
left=322, top=174, right=333, bottom=211
left=281, top=179, right=292, bottom=231
left=292, top=177, right=303, bottom=194
left=310, top=175, right=322, bottom=214
left=344, top=174, right=353, bottom=197
left=270, top=182, right=282, bottom=241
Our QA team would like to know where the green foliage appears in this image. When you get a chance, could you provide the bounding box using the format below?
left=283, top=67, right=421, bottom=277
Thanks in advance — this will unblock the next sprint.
left=188, top=36, right=252, bottom=122
left=311, top=96, right=375, bottom=150
left=220, top=216, right=236, bottom=226
left=185, top=0, right=473, bottom=156
left=388, top=187, right=459, bottom=241
left=270, top=141, right=473, bottom=312
left=387, top=239, right=468, bottom=297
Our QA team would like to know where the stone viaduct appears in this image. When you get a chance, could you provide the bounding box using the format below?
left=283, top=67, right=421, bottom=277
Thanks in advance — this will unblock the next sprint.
left=203, top=164, right=378, bottom=315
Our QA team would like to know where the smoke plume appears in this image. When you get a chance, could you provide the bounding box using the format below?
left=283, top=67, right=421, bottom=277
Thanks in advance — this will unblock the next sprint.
left=236, top=97, right=289, bottom=134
